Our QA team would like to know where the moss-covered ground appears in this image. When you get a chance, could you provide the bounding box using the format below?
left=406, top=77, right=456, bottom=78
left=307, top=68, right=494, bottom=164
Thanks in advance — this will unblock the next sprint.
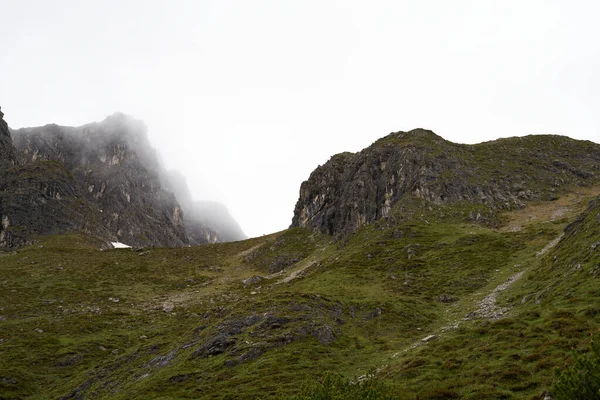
left=1, top=188, right=600, bottom=399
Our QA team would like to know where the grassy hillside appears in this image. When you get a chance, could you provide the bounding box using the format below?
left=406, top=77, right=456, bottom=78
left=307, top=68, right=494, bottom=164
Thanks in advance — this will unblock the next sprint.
left=1, top=186, right=600, bottom=399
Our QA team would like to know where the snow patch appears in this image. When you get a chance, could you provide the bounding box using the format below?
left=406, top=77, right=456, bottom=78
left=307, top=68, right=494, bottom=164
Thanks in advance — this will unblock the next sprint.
left=111, top=242, right=131, bottom=249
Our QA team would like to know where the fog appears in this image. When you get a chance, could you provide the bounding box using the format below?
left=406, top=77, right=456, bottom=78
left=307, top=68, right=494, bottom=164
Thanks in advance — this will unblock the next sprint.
left=1, top=1, right=599, bottom=237
left=161, top=169, right=246, bottom=241
left=10, top=113, right=246, bottom=242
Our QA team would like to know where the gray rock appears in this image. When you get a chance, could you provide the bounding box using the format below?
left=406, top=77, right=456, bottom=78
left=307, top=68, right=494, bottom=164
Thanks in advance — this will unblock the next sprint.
left=239, top=347, right=264, bottom=363
left=2, top=112, right=242, bottom=248
left=8, top=114, right=196, bottom=247
left=0, top=107, right=16, bottom=170
left=190, top=333, right=236, bottom=359
left=291, top=129, right=600, bottom=235
left=312, top=325, right=336, bottom=345
left=421, top=334, right=437, bottom=342
left=366, top=308, right=382, bottom=320
left=148, top=350, right=178, bottom=368
left=242, top=275, right=264, bottom=285
left=437, top=295, right=458, bottom=303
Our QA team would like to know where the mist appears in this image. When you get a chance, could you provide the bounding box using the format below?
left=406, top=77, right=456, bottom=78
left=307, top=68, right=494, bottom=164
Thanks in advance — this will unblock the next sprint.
left=1, top=0, right=599, bottom=237
left=9, top=113, right=246, bottom=243
left=160, top=170, right=246, bottom=242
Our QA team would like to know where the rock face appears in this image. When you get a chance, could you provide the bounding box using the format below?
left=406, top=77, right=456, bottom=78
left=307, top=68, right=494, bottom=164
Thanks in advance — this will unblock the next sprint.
left=1, top=108, right=107, bottom=247
left=0, top=107, right=15, bottom=170
left=2, top=112, right=238, bottom=248
left=10, top=114, right=197, bottom=247
left=292, top=129, right=600, bottom=235
left=0, top=161, right=109, bottom=247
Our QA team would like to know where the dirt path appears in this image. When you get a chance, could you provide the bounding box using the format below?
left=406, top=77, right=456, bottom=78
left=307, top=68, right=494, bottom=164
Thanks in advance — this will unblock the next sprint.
left=464, top=271, right=525, bottom=321
left=386, top=231, right=565, bottom=363
left=536, top=233, right=564, bottom=257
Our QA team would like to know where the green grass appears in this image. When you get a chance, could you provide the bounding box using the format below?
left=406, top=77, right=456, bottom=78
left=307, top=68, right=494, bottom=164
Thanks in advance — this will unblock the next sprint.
left=1, top=193, right=600, bottom=399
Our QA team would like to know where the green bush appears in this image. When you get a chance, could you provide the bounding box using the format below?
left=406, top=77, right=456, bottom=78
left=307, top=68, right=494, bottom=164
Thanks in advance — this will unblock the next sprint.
left=289, top=371, right=397, bottom=400
left=552, top=336, right=600, bottom=399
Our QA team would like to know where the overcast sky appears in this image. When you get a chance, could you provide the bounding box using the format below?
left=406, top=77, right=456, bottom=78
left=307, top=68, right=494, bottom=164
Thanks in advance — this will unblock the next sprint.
left=1, top=1, right=599, bottom=238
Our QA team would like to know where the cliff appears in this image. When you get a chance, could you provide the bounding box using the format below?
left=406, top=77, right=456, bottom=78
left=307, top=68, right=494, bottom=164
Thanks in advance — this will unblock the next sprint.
left=1, top=112, right=242, bottom=248
left=292, top=129, right=600, bottom=235
left=0, top=107, right=15, bottom=169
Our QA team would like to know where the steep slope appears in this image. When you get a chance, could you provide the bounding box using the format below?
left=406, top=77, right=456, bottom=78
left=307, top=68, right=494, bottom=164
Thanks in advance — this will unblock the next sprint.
left=3, top=189, right=599, bottom=399
left=377, top=193, right=600, bottom=398
left=0, top=161, right=109, bottom=248
left=10, top=113, right=220, bottom=247
left=1, top=108, right=107, bottom=248
left=2, top=129, right=600, bottom=400
left=292, top=129, right=600, bottom=235
left=0, top=107, right=15, bottom=169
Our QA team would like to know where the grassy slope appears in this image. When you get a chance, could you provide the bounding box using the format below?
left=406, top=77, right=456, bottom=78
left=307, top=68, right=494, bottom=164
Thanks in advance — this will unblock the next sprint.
left=1, top=188, right=600, bottom=399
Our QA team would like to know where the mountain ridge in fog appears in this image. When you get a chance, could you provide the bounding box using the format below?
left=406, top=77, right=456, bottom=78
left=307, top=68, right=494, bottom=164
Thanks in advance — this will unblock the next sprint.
left=161, top=170, right=246, bottom=242
left=1, top=109, right=245, bottom=247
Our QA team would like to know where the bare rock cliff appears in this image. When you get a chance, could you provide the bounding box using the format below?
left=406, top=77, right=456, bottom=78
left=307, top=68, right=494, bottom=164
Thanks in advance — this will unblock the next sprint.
left=7, top=113, right=219, bottom=247
left=292, top=129, right=600, bottom=235
left=0, top=107, right=15, bottom=169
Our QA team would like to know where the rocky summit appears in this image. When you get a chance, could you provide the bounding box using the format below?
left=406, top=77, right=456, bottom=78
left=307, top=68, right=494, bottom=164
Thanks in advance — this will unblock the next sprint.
left=0, top=110, right=243, bottom=248
left=292, top=129, right=600, bottom=235
left=1, top=122, right=600, bottom=400
left=0, top=107, right=16, bottom=170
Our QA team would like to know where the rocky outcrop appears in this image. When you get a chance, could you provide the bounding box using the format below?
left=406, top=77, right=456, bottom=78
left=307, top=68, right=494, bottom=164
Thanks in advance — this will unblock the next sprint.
left=1, top=108, right=107, bottom=247
left=0, top=107, right=15, bottom=170
left=0, top=161, right=109, bottom=248
left=0, top=112, right=101, bottom=248
left=8, top=113, right=219, bottom=247
left=292, top=129, right=600, bottom=235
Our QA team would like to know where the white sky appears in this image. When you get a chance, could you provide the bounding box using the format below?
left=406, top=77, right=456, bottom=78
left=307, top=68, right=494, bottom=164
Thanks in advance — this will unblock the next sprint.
left=1, top=0, right=599, bottom=238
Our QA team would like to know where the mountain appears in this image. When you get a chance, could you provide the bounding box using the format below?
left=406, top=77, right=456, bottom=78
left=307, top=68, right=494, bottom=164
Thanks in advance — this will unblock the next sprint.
left=1, top=108, right=106, bottom=248
left=2, top=111, right=246, bottom=248
left=0, top=107, right=15, bottom=170
left=10, top=113, right=196, bottom=247
left=292, top=129, right=600, bottom=235
left=161, top=170, right=246, bottom=242
left=1, top=127, right=600, bottom=400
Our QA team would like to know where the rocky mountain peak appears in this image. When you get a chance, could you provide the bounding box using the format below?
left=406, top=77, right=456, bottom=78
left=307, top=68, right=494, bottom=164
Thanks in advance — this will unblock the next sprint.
left=292, top=130, right=600, bottom=235
left=0, top=106, right=6, bottom=132
left=397, top=128, right=441, bottom=139
left=372, top=128, right=448, bottom=149
left=0, top=106, right=16, bottom=169
left=98, top=112, right=148, bottom=139
left=2, top=112, right=243, bottom=248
